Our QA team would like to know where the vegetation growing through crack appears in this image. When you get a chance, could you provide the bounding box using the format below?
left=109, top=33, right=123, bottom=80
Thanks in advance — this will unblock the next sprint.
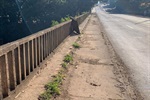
left=39, top=71, right=64, bottom=100
left=72, top=42, right=80, bottom=49
left=39, top=54, right=73, bottom=100
left=63, top=54, right=73, bottom=63
left=61, top=62, right=67, bottom=69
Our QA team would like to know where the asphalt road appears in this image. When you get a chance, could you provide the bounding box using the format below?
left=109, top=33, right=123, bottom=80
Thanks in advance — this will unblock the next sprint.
left=94, top=5, right=150, bottom=99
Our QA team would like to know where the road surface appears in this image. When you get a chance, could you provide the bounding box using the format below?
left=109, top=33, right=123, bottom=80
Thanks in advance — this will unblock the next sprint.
left=94, top=5, right=150, bottom=100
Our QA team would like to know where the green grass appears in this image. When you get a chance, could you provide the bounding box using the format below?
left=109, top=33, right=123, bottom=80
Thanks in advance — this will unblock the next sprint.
left=64, top=16, right=70, bottom=21
left=63, top=54, right=73, bottom=63
left=39, top=73, right=64, bottom=100
left=72, top=42, right=80, bottom=49
left=61, top=62, right=67, bottom=69
left=60, top=16, right=71, bottom=23
left=39, top=91, right=52, bottom=100
left=60, top=18, right=65, bottom=23
left=51, top=20, right=59, bottom=27
left=39, top=54, right=73, bottom=100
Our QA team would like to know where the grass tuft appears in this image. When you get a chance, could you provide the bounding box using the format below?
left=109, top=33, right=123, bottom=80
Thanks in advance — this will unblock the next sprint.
left=61, top=62, right=67, bottom=69
left=39, top=91, right=52, bottom=100
left=63, top=54, right=73, bottom=63
left=72, top=42, right=80, bottom=49
left=39, top=72, right=65, bottom=100
left=39, top=54, right=73, bottom=100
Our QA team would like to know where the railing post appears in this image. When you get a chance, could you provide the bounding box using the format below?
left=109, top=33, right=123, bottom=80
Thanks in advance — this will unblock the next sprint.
left=24, top=42, right=30, bottom=78
left=46, top=33, right=48, bottom=57
left=34, top=38, right=37, bottom=67
left=47, top=32, right=50, bottom=56
left=7, top=51, right=16, bottom=91
left=48, top=32, right=50, bottom=55
left=29, top=41, right=33, bottom=72
left=40, top=36, right=43, bottom=62
left=37, top=37, right=40, bottom=65
left=31, top=40, right=35, bottom=70
left=51, top=30, right=54, bottom=51
left=56, top=28, right=59, bottom=47
left=25, top=42, right=30, bottom=75
left=42, top=35, right=45, bottom=61
left=58, top=27, right=61, bottom=44
left=23, top=44, right=27, bottom=79
left=20, top=44, right=25, bottom=80
left=14, top=47, right=21, bottom=85
left=53, top=31, right=55, bottom=49
left=0, top=55, right=9, bottom=98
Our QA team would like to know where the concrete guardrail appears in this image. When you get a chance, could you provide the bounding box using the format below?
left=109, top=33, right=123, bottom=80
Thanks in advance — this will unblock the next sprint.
left=0, top=13, right=89, bottom=99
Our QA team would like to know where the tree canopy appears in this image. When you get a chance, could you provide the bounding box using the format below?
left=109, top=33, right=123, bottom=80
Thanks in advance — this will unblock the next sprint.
left=101, top=0, right=150, bottom=15
left=0, top=0, right=98, bottom=44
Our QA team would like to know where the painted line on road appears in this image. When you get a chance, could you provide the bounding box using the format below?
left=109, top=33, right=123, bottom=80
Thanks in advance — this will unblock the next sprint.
left=126, top=25, right=134, bottom=29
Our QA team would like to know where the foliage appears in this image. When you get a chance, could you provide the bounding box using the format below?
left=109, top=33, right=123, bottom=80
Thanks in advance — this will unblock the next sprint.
left=39, top=91, right=52, bottom=100
left=72, top=42, right=80, bottom=48
left=0, top=0, right=98, bottom=44
left=63, top=54, right=73, bottom=63
left=61, top=62, right=67, bottom=69
left=103, top=0, right=150, bottom=15
left=64, top=16, right=71, bottom=21
left=39, top=53, right=73, bottom=100
left=60, top=16, right=71, bottom=23
left=39, top=72, right=64, bottom=100
left=60, top=18, right=66, bottom=23
left=51, top=20, right=59, bottom=27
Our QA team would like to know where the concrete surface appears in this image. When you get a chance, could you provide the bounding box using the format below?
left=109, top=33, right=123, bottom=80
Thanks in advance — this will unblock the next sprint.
left=57, top=14, right=142, bottom=100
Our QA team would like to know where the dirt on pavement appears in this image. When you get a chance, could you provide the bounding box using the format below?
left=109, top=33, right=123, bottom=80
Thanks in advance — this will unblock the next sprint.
left=56, top=14, right=143, bottom=100
left=6, top=14, right=143, bottom=100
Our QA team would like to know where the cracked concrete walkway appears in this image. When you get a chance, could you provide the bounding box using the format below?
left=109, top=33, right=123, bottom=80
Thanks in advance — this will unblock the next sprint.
left=58, top=14, right=142, bottom=100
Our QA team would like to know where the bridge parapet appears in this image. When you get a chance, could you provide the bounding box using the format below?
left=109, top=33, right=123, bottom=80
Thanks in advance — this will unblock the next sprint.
left=0, top=13, right=89, bottom=99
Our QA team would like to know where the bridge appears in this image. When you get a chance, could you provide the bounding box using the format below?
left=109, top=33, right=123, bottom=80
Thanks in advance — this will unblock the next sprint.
left=0, top=13, right=89, bottom=99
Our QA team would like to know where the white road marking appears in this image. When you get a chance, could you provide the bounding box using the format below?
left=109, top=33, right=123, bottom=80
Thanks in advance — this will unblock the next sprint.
left=126, top=25, right=134, bottom=29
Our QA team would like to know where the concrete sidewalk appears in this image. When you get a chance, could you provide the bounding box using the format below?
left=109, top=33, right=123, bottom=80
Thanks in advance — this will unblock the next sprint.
left=7, top=14, right=143, bottom=100
left=57, top=14, right=143, bottom=100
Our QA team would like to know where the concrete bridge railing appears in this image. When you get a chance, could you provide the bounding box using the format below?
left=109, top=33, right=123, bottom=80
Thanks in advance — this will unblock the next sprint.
left=0, top=13, right=89, bottom=99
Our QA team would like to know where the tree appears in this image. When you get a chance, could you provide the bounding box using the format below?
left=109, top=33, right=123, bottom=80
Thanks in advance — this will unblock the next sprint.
left=0, top=0, right=98, bottom=44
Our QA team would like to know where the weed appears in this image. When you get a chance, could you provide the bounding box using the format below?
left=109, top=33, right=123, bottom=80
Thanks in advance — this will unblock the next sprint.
left=61, top=62, right=67, bottom=69
left=39, top=70, right=65, bottom=100
left=39, top=54, right=73, bottom=100
left=63, top=54, right=73, bottom=63
left=45, top=82, right=61, bottom=95
left=51, top=20, right=59, bottom=27
left=39, top=73, right=64, bottom=100
left=39, top=91, right=52, bottom=100
left=60, top=18, right=65, bottom=23
left=82, top=12, right=87, bottom=14
left=72, top=42, right=80, bottom=48
left=53, top=73, right=64, bottom=83
left=64, top=16, right=70, bottom=21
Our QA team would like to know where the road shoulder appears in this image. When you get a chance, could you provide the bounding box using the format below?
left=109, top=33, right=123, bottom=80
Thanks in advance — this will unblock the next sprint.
left=57, top=14, right=143, bottom=100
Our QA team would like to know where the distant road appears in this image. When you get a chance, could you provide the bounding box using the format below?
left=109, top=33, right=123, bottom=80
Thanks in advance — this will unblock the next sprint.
left=94, top=5, right=150, bottom=99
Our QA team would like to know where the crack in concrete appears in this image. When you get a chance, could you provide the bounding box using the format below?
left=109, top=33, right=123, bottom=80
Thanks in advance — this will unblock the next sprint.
left=69, top=94, right=100, bottom=100
left=77, top=57, right=114, bottom=66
